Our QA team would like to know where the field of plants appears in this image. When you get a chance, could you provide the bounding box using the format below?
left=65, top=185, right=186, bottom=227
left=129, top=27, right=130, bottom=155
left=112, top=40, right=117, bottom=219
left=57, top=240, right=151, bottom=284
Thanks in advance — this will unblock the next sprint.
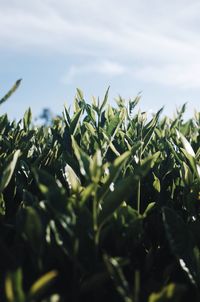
left=0, top=81, right=200, bottom=301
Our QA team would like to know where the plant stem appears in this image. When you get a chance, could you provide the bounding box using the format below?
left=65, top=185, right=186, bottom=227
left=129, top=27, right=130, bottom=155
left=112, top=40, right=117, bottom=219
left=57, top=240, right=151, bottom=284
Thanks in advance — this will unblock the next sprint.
left=137, top=179, right=141, bottom=214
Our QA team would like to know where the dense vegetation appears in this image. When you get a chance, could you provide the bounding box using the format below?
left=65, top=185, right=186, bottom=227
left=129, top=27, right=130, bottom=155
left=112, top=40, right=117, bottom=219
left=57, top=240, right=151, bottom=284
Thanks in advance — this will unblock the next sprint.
left=0, top=81, right=200, bottom=301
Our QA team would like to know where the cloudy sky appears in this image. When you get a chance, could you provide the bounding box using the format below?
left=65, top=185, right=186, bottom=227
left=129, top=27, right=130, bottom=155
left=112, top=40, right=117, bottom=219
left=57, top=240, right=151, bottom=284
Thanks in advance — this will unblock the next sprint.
left=0, top=0, right=200, bottom=120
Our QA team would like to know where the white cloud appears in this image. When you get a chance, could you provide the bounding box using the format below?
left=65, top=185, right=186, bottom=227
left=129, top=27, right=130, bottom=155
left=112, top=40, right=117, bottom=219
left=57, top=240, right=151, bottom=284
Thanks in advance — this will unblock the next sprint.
left=61, top=60, right=126, bottom=83
left=1, top=0, right=200, bottom=89
left=0, top=0, right=198, bottom=58
left=134, top=63, right=200, bottom=89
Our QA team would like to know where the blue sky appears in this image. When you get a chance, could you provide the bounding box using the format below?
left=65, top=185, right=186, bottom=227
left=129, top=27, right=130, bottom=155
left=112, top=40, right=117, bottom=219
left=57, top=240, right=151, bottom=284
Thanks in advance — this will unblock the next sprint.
left=0, top=0, right=200, bottom=120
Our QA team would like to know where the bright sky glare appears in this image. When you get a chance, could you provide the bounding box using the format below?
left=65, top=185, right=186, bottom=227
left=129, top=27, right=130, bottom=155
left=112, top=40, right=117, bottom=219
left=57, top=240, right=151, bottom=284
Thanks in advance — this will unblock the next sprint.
left=0, top=0, right=200, bottom=120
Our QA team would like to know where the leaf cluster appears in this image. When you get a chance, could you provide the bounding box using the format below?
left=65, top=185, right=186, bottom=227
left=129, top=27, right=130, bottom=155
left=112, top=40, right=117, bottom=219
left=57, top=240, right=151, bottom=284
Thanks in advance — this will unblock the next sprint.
left=0, top=86, right=200, bottom=301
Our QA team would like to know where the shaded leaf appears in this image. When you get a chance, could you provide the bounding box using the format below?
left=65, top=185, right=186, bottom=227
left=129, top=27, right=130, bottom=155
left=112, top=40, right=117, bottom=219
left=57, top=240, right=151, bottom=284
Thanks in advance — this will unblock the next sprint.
left=162, top=207, right=199, bottom=286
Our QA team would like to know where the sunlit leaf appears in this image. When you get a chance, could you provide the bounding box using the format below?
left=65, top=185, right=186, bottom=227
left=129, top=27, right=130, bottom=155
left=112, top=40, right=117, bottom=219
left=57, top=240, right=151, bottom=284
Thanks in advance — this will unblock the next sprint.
left=176, top=129, right=195, bottom=157
left=28, top=271, right=58, bottom=300
left=0, top=149, right=21, bottom=193
left=63, top=164, right=81, bottom=193
left=5, top=269, right=25, bottom=302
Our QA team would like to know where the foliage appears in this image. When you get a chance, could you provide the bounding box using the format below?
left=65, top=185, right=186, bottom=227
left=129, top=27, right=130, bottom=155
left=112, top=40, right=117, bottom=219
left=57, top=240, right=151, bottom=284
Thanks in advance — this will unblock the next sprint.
left=0, top=83, right=200, bottom=301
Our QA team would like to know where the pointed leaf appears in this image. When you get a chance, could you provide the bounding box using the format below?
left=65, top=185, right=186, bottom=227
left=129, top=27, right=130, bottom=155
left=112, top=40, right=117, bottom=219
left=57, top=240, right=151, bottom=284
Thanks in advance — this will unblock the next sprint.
left=28, top=271, right=58, bottom=300
left=63, top=164, right=81, bottom=193
left=98, top=175, right=137, bottom=225
left=5, top=269, right=25, bottom=302
left=100, top=86, right=110, bottom=112
left=0, top=79, right=22, bottom=106
left=23, top=107, right=32, bottom=130
left=0, top=150, right=21, bottom=193
left=70, top=108, right=82, bottom=135
left=176, top=130, right=195, bottom=157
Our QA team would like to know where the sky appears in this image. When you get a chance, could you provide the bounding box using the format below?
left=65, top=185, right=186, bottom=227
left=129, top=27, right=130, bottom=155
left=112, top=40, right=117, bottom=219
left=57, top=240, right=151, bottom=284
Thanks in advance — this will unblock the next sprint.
left=0, top=0, right=200, bottom=121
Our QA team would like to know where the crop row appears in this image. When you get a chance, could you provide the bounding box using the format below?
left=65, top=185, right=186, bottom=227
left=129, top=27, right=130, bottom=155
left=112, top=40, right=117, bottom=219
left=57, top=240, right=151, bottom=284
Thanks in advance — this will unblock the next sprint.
left=0, top=82, right=200, bottom=301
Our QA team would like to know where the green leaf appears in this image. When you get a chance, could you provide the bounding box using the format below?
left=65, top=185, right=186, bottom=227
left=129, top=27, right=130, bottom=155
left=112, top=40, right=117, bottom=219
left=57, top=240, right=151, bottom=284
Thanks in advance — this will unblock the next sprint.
left=142, top=107, right=163, bottom=153
left=89, top=150, right=102, bottom=183
left=148, top=283, right=185, bottom=302
left=76, top=88, right=84, bottom=101
left=23, top=107, right=32, bottom=131
left=139, top=151, right=161, bottom=177
left=28, top=270, right=58, bottom=300
left=80, top=183, right=97, bottom=205
left=109, top=141, right=121, bottom=156
left=63, top=164, right=81, bottom=193
left=104, top=255, right=132, bottom=302
left=162, top=207, right=199, bottom=285
left=143, top=202, right=156, bottom=216
left=100, top=86, right=110, bottom=112
left=98, top=175, right=137, bottom=226
left=181, top=148, right=200, bottom=178
left=0, top=79, right=22, bottom=106
left=85, top=104, right=96, bottom=123
left=5, top=268, right=25, bottom=302
left=0, top=149, right=21, bottom=193
left=63, top=105, right=71, bottom=126
left=71, top=135, right=91, bottom=176
left=84, top=121, right=96, bottom=136
left=70, top=108, right=82, bottom=135
left=33, top=169, right=66, bottom=211
left=129, top=94, right=141, bottom=115
left=165, top=140, right=181, bottom=166
left=181, top=162, right=193, bottom=185
left=98, top=151, right=131, bottom=201
left=22, top=207, right=43, bottom=253
left=106, top=114, right=120, bottom=137
left=153, top=173, right=161, bottom=192
left=176, top=129, right=195, bottom=157
left=0, top=193, right=5, bottom=215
